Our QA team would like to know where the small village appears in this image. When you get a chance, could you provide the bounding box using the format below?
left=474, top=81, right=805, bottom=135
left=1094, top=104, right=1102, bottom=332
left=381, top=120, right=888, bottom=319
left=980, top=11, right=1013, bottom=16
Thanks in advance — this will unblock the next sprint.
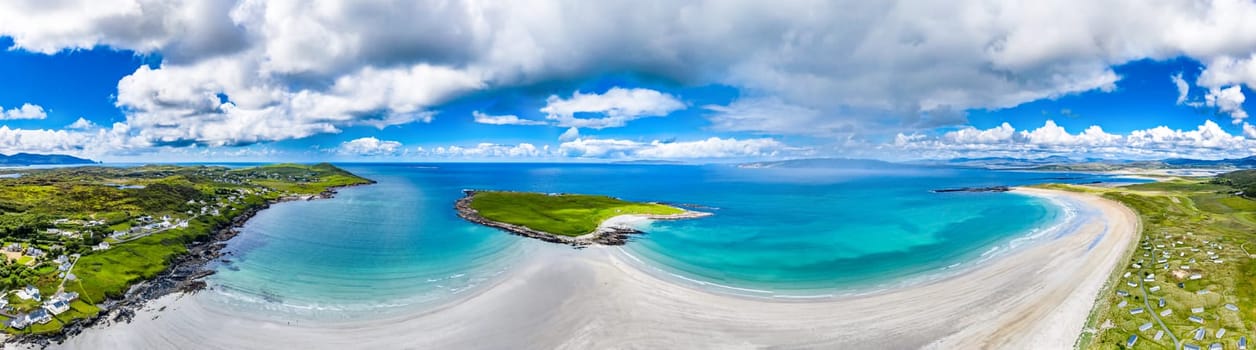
left=1114, top=229, right=1252, bottom=350
left=0, top=196, right=241, bottom=329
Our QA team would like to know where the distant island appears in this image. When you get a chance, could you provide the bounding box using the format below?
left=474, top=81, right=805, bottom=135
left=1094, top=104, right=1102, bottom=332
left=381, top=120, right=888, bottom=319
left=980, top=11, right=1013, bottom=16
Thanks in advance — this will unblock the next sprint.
left=455, top=190, right=710, bottom=246
left=931, top=186, right=1011, bottom=193
left=0, top=153, right=95, bottom=166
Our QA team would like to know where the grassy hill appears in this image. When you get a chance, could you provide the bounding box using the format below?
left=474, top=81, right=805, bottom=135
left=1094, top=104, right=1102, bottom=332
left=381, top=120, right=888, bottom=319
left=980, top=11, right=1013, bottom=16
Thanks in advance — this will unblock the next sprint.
left=467, top=191, right=683, bottom=236
left=0, top=153, right=94, bottom=166
left=1214, top=170, right=1256, bottom=197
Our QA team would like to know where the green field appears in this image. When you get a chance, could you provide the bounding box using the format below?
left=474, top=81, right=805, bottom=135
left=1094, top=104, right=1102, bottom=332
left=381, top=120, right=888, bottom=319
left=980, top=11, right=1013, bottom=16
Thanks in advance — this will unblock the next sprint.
left=230, top=163, right=371, bottom=194
left=467, top=191, right=684, bottom=236
left=1120, top=180, right=1232, bottom=193
left=1069, top=178, right=1256, bottom=350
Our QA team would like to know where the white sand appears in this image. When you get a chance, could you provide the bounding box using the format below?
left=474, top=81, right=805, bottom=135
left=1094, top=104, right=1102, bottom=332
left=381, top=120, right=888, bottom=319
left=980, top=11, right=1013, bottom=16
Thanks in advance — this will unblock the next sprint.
left=578, top=210, right=712, bottom=241
left=46, top=188, right=1137, bottom=349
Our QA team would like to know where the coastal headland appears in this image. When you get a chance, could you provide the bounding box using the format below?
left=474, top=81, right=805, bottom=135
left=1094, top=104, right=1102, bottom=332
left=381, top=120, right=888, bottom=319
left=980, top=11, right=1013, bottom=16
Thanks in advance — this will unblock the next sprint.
left=54, top=187, right=1140, bottom=349
left=0, top=163, right=374, bottom=345
left=455, top=190, right=711, bottom=246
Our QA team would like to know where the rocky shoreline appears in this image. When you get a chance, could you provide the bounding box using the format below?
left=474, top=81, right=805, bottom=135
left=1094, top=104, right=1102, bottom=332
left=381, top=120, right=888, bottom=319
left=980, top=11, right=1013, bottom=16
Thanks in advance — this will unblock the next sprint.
left=455, top=190, right=711, bottom=247
left=931, top=185, right=1011, bottom=193
left=11, top=181, right=375, bottom=347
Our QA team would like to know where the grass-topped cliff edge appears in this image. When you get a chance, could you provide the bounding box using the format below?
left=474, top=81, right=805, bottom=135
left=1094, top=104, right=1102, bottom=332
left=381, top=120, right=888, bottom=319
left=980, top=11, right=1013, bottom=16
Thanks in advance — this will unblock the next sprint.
left=456, top=190, right=710, bottom=246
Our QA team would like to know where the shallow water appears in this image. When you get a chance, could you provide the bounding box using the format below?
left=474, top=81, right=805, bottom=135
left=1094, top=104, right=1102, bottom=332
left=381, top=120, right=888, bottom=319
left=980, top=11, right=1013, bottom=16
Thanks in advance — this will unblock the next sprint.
left=203, top=163, right=1142, bottom=318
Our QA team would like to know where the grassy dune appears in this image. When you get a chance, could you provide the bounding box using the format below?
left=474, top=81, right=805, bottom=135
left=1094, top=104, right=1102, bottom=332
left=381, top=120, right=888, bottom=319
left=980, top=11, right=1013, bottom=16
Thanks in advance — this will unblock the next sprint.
left=467, top=191, right=684, bottom=236
left=1063, top=178, right=1256, bottom=349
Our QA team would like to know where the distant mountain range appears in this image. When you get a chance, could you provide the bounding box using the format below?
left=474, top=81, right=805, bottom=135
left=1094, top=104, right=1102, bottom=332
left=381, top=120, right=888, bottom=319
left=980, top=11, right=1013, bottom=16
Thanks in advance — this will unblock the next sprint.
left=737, top=158, right=907, bottom=169
left=0, top=153, right=96, bottom=166
left=609, top=159, right=688, bottom=165
left=737, top=156, right=1256, bottom=171
left=1160, top=156, right=1256, bottom=168
left=930, top=156, right=1148, bottom=170
left=1027, top=156, right=1256, bottom=171
left=937, top=156, right=1125, bottom=168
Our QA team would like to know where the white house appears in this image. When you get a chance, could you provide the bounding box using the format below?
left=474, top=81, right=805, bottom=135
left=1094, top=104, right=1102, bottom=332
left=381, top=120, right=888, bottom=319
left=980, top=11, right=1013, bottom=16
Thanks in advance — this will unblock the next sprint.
left=8, top=314, right=27, bottom=329
left=53, top=291, right=78, bottom=303
left=44, top=299, right=69, bottom=315
left=27, top=309, right=50, bottom=324
left=16, top=285, right=40, bottom=301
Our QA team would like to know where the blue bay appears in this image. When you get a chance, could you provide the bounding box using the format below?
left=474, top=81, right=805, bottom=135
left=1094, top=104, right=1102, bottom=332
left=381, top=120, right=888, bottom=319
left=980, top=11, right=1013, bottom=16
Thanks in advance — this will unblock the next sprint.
left=203, top=163, right=1142, bottom=317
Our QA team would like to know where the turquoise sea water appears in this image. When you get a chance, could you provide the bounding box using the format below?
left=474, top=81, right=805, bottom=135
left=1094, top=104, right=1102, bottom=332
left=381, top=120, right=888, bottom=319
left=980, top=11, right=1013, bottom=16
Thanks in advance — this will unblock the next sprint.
left=203, top=163, right=1141, bottom=318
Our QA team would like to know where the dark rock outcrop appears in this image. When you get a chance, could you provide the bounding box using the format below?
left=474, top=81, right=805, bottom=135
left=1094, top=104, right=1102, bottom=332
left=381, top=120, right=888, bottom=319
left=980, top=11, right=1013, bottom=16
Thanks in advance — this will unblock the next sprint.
left=931, top=186, right=1011, bottom=193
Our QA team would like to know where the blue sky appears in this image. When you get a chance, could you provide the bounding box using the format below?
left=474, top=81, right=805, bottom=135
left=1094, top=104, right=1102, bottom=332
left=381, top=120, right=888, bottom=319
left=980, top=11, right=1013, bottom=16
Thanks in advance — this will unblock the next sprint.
left=0, top=37, right=147, bottom=128
left=0, top=1, right=1255, bottom=162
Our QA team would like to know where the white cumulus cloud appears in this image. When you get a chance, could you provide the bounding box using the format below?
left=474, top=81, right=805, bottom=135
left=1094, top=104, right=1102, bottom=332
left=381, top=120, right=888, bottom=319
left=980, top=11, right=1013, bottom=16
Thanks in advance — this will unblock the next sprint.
left=944, top=123, right=1016, bottom=144
left=1198, top=54, right=1256, bottom=91
left=1204, top=86, right=1248, bottom=124
left=471, top=111, right=546, bottom=125
left=421, top=143, right=547, bottom=158
left=559, top=137, right=793, bottom=159
left=0, top=123, right=146, bottom=158
left=0, top=103, right=47, bottom=120
left=336, top=137, right=404, bottom=156
left=65, top=117, right=98, bottom=130
left=894, top=119, right=1256, bottom=159
left=1018, top=121, right=1122, bottom=147
left=541, top=88, right=686, bottom=129
left=1125, top=120, right=1243, bottom=150
left=115, top=59, right=470, bottom=147
left=558, top=127, right=580, bottom=142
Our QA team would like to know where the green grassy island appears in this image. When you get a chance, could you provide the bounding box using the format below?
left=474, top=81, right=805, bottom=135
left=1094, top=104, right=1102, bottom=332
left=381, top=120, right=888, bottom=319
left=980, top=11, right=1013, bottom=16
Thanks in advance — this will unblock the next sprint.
left=0, top=163, right=371, bottom=337
left=456, top=190, right=710, bottom=245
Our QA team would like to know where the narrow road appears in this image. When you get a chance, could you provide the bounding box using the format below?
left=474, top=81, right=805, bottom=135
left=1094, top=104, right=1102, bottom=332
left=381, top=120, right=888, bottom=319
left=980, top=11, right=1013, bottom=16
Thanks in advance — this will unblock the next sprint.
left=56, top=254, right=80, bottom=294
left=1139, top=247, right=1180, bottom=349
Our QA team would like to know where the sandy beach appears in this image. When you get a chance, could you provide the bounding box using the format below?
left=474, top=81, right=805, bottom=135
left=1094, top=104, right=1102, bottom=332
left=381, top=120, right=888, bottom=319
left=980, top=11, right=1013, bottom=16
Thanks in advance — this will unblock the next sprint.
left=44, top=187, right=1137, bottom=349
